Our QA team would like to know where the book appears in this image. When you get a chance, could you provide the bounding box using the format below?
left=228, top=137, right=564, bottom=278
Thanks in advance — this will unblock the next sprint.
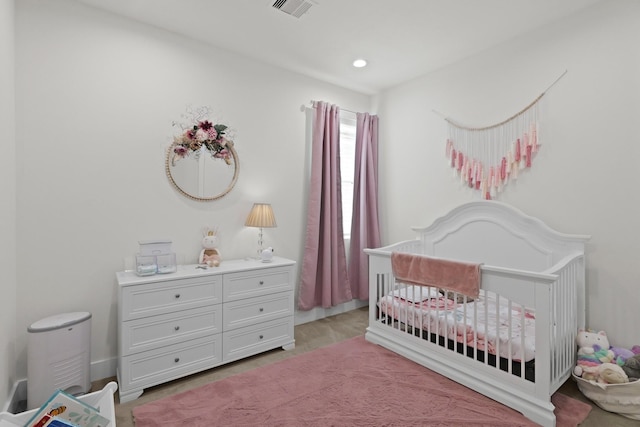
left=45, top=418, right=80, bottom=427
left=26, top=413, right=53, bottom=427
left=24, top=389, right=110, bottom=427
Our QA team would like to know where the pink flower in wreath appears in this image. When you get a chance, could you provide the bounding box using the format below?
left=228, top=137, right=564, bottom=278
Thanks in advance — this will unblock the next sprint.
left=207, top=128, right=218, bottom=140
left=214, top=149, right=229, bottom=159
left=195, top=128, right=208, bottom=142
left=215, top=149, right=232, bottom=165
left=173, top=145, right=189, bottom=157
left=198, top=120, right=213, bottom=131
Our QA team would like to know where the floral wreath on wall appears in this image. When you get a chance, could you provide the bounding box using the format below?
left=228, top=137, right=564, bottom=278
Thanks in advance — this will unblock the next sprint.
left=171, top=106, right=235, bottom=165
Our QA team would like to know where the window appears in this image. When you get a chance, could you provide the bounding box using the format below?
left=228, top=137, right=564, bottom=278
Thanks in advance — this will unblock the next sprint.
left=340, top=111, right=356, bottom=240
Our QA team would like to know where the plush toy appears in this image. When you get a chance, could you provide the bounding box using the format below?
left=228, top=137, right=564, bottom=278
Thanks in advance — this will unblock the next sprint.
left=597, top=362, right=629, bottom=384
left=610, top=346, right=635, bottom=366
left=573, top=329, right=615, bottom=381
left=622, top=354, right=640, bottom=382
left=199, top=227, right=221, bottom=267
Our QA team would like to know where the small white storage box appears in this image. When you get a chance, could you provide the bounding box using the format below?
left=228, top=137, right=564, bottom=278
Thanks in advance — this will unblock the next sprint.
left=138, top=239, right=172, bottom=256
left=135, top=240, right=176, bottom=276
left=134, top=254, right=158, bottom=276
left=0, top=381, right=117, bottom=427
left=27, top=312, right=92, bottom=410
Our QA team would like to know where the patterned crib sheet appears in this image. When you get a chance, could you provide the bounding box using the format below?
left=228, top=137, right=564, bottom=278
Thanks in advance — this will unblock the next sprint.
left=378, top=286, right=536, bottom=362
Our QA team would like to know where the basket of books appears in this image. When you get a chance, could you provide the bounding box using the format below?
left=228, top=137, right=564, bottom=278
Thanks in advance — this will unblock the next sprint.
left=0, top=381, right=117, bottom=427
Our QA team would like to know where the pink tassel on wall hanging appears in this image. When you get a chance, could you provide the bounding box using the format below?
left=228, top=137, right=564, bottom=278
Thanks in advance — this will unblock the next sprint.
left=500, top=157, right=507, bottom=181
left=488, top=167, right=495, bottom=191
left=438, top=70, right=566, bottom=200
left=440, top=86, right=547, bottom=199
left=461, top=156, right=468, bottom=181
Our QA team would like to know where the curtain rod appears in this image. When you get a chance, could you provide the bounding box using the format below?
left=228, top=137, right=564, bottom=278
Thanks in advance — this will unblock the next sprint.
left=302, top=100, right=358, bottom=115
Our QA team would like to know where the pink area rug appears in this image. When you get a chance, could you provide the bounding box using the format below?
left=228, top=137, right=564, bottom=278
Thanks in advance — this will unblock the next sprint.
left=133, top=336, right=591, bottom=427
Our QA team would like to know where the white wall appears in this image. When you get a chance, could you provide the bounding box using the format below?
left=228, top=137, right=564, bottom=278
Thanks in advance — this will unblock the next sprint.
left=0, top=0, right=17, bottom=410
left=377, top=0, right=640, bottom=348
left=13, top=0, right=371, bottom=381
left=10, top=0, right=639, bottom=399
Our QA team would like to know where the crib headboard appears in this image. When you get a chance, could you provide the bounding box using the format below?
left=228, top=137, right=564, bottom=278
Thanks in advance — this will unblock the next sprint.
left=414, top=201, right=590, bottom=272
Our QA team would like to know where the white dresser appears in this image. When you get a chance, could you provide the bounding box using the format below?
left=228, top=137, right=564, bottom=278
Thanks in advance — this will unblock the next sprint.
left=116, top=257, right=296, bottom=403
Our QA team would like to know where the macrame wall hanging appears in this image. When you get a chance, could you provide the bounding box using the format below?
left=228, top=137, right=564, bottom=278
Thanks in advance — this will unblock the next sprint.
left=440, top=71, right=566, bottom=200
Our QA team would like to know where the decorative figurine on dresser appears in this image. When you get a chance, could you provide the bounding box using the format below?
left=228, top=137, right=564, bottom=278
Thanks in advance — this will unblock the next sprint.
left=116, top=256, right=296, bottom=403
left=199, top=227, right=222, bottom=267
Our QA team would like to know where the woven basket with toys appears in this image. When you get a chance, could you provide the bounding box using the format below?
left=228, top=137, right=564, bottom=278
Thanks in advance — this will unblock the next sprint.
left=572, top=329, right=640, bottom=420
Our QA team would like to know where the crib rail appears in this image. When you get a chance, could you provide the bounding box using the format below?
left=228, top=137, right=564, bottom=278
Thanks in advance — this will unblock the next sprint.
left=371, top=270, right=538, bottom=385
left=548, top=254, right=585, bottom=390
left=365, top=249, right=585, bottom=425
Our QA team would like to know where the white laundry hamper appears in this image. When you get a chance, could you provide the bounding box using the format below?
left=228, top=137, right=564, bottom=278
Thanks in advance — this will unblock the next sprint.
left=27, top=312, right=92, bottom=410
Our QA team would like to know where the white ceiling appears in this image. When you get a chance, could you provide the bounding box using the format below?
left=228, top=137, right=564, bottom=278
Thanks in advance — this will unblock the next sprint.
left=74, top=0, right=601, bottom=95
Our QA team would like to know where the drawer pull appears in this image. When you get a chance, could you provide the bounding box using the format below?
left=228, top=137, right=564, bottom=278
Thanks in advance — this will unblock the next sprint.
left=174, top=326, right=180, bottom=331
left=259, top=280, right=264, bottom=285
left=174, top=357, right=180, bottom=363
left=259, top=307, right=264, bottom=312
left=175, top=294, right=181, bottom=299
left=259, top=335, right=264, bottom=340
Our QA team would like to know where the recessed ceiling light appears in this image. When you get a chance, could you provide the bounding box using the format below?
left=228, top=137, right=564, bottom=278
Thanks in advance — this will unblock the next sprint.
left=352, top=59, right=367, bottom=68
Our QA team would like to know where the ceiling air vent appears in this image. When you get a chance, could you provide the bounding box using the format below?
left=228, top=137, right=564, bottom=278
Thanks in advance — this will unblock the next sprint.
left=272, top=0, right=315, bottom=18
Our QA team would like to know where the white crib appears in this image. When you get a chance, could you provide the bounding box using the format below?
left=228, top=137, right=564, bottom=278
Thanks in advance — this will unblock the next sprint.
left=365, top=201, right=590, bottom=427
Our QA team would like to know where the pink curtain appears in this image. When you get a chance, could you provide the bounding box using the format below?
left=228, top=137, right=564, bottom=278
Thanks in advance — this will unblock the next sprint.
left=298, top=102, right=353, bottom=310
left=348, top=112, right=381, bottom=300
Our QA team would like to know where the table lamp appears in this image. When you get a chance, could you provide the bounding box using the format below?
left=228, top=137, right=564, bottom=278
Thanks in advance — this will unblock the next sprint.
left=245, top=203, right=277, bottom=260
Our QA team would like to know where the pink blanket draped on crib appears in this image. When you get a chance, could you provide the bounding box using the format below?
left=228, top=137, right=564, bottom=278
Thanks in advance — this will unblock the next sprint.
left=391, top=252, right=481, bottom=298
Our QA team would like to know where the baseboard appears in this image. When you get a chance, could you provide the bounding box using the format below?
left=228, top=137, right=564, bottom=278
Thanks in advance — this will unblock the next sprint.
left=4, top=307, right=363, bottom=413
left=3, top=357, right=118, bottom=415
left=294, top=300, right=367, bottom=325
left=90, top=356, right=117, bottom=383
left=3, top=379, right=26, bottom=414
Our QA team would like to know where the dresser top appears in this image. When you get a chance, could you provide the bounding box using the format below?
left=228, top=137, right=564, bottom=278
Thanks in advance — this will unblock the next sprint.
left=116, top=256, right=296, bottom=286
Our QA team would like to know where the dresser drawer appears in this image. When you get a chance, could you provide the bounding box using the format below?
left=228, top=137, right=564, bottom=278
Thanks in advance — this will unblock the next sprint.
left=121, top=276, right=222, bottom=321
left=120, top=305, right=223, bottom=356
left=119, top=334, right=222, bottom=393
left=223, top=316, right=294, bottom=363
left=116, top=258, right=296, bottom=402
left=223, top=291, right=293, bottom=331
left=223, top=266, right=292, bottom=302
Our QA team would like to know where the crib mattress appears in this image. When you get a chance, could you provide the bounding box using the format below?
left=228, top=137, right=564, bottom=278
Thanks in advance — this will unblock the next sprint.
left=379, top=286, right=536, bottom=362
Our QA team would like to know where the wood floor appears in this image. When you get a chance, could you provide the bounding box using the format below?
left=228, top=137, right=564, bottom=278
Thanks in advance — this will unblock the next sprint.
left=92, top=307, right=638, bottom=426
